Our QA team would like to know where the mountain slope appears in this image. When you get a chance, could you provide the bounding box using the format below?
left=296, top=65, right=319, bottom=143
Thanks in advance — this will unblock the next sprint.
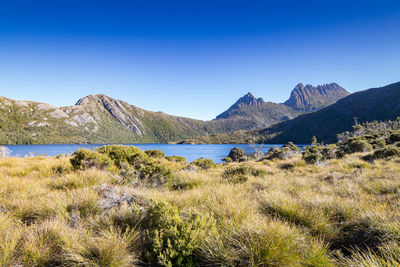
left=284, top=83, right=350, bottom=111
left=213, top=83, right=348, bottom=131
left=0, top=82, right=351, bottom=144
left=0, top=94, right=226, bottom=144
left=214, top=93, right=299, bottom=130
left=257, top=81, right=400, bottom=144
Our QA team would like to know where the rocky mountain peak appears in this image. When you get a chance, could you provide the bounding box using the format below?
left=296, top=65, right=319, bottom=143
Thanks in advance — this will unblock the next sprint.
left=235, top=92, right=265, bottom=107
left=284, top=82, right=349, bottom=111
left=75, top=94, right=109, bottom=106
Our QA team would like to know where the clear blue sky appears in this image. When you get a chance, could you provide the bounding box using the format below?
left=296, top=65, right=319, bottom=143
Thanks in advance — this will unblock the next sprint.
left=1, top=0, right=399, bottom=120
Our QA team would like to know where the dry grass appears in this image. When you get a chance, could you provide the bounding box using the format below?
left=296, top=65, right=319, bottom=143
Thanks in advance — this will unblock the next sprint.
left=0, top=153, right=400, bottom=266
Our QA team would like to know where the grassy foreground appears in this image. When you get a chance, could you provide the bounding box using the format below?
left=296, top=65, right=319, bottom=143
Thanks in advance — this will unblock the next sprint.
left=1, top=147, right=400, bottom=266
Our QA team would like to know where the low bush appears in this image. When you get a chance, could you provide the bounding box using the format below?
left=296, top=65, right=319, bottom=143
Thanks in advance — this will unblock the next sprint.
left=95, top=145, right=173, bottom=186
left=303, top=145, right=340, bottom=164
left=228, top=147, right=246, bottom=162
left=165, top=155, right=187, bottom=163
left=339, top=137, right=373, bottom=154
left=253, top=150, right=264, bottom=160
left=371, top=138, right=386, bottom=149
left=222, top=157, right=233, bottom=163
left=143, top=200, right=214, bottom=267
left=98, top=145, right=145, bottom=167
left=145, top=149, right=165, bottom=158
left=191, top=158, right=216, bottom=170
left=388, top=131, right=400, bottom=143
left=135, top=160, right=173, bottom=186
left=266, top=145, right=299, bottom=160
left=282, top=141, right=300, bottom=151
left=365, top=146, right=400, bottom=160
left=222, top=166, right=266, bottom=184
left=70, top=149, right=112, bottom=170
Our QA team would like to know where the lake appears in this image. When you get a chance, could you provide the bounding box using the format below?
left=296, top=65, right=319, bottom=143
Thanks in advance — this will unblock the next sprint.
left=4, top=144, right=281, bottom=163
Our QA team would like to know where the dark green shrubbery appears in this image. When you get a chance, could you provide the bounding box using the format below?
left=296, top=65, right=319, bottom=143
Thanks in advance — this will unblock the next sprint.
left=72, top=145, right=173, bottom=186
left=363, top=146, right=400, bottom=161
left=98, top=145, right=145, bottom=167
left=302, top=144, right=340, bottom=164
left=265, top=143, right=300, bottom=160
left=388, top=131, right=400, bottom=144
left=165, top=155, right=187, bottom=163
left=222, top=166, right=266, bottom=184
left=340, top=137, right=373, bottom=153
left=228, top=147, right=246, bottom=162
left=282, top=141, right=300, bottom=151
left=222, top=157, right=233, bottom=163
left=70, top=149, right=113, bottom=170
left=145, top=149, right=165, bottom=158
left=191, top=158, right=216, bottom=170
left=371, top=138, right=386, bottom=149
left=143, top=200, right=214, bottom=267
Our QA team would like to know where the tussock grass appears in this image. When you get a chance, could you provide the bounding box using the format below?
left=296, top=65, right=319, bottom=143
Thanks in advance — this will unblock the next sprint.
left=1, top=151, right=400, bottom=266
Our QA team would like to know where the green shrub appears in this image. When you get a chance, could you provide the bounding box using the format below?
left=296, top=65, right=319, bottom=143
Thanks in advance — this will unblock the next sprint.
left=96, top=145, right=172, bottom=186
left=165, top=155, right=187, bottom=163
left=98, top=145, right=145, bottom=167
left=282, top=141, right=300, bottom=151
left=371, top=138, right=386, bottom=149
left=388, top=132, right=400, bottom=143
left=136, top=160, right=173, bottom=186
left=348, top=139, right=372, bottom=153
left=371, top=146, right=400, bottom=160
left=253, top=151, right=264, bottom=160
left=70, top=149, right=113, bottom=170
left=145, top=149, right=165, bottom=158
left=303, top=145, right=340, bottom=164
left=228, top=147, right=246, bottom=162
left=191, top=158, right=216, bottom=170
left=340, top=137, right=373, bottom=153
left=266, top=145, right=299, bottom=160
left=222, top=166, right=266, bottom=184
left=144, top=200, right=214, bottom=267
left=222, top=157, right=232, bottom=163
left=118, top=157, right=172, bottom=187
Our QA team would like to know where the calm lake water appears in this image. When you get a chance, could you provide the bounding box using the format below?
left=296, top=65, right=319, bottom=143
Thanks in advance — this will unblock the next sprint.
left=4, top=144, right=281, bottom=163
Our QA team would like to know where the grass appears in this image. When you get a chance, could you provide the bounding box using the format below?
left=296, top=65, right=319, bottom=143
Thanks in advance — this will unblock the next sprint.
left=0, top=151, right=400, bottom=266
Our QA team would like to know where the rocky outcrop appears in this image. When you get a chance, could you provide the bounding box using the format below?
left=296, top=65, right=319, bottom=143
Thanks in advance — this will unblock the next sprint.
left=284, top=83, right=350, bottom=111
left=76, top=95, right=145, bottom=134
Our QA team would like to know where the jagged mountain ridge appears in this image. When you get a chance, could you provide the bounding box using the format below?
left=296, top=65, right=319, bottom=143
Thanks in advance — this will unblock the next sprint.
left=284, top=83, right=350, bottom=111
left=256, top=81, right=400, bottom=144
left=213, top=83, right=349, bottom=131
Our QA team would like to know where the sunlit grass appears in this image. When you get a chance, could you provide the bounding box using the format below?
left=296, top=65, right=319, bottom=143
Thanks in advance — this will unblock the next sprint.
left=0, top=152, right=399, bottom=266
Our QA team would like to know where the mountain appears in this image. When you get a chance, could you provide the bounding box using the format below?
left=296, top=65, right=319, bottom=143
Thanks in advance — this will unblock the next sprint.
left=213, top=83, right=349, bottom=131
left=284, top=83, right=350, bottom=111
left=0, top=94, right=226, bottom=144
left=0, top=82, right=351, bottom=144
left=214, top=93, right=299, bottom=130
left=256, top=81, right=400, bottom=144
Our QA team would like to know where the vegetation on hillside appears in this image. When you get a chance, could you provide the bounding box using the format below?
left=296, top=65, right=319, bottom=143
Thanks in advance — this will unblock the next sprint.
left=0, top=81, right=350, bottom=144
left=183, top=82, right=400, bottom=145
left=1, top=121, right=400, bottom=266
